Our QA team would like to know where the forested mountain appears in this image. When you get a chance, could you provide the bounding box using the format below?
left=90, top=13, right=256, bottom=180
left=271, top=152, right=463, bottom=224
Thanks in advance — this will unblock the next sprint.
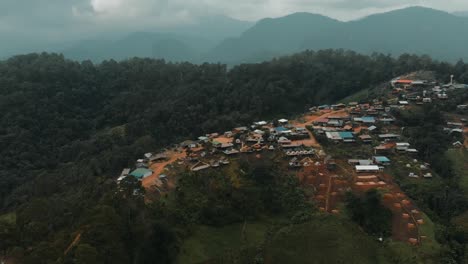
left=453, top=11, right=468, bottom=17
left=61, top=15, right=254, bottom=63
left=206, top=12, right=343, bottom=63
left=208, top=7, right=468, bottom=63
left=1, top=15, right=253, bottom=62
left=62, top=32, right=210, bottom=63
left=0, top=51, right=467, bottom=263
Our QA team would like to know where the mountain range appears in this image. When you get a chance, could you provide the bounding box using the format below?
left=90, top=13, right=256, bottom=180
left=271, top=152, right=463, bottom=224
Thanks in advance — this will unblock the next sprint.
left=208, top=7, right=468, bottom=63
left=3, top=7, right=468, bottom=63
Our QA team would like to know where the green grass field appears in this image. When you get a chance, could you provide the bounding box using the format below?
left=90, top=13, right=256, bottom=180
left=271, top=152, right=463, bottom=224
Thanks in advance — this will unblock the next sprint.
left=265, top=215, right=393, bottom=264
left=176, top=217, right=282, bottom=264
left=176, top=213, right=445, bottom=264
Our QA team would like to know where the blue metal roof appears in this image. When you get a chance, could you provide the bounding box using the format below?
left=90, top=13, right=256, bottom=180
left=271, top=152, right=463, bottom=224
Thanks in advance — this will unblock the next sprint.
left=374, top=156, right=390, bottom=162
left=338, top=132, right=354, bottom=139
left=275, top=127, right=288, bottom=132
left=362, top=116, right=376, bottom=122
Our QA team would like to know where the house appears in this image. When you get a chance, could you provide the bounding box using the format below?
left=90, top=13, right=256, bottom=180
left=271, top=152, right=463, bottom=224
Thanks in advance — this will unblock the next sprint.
left=392, top=79, right=413, bottom=87
left=399, top=101, right=409, bottom=105
left=255, top=121, right=268, bottom=126
left=450, top=128, right=463, bottom=135
left=117, top=168, right=131, bottom=182
left=180, top=140, right=198, bottom=149
left=313, top=118, right=329, bottom=126
left=348, top=159, right=373, bottom=166
left=457, top=105, right=467, bottom=110
left=233, top=127, right=249, bottom=133
left=150, top=153, right=169, bottom=163
left=253, top=129, right=265, bottom=135
left=277, top=137, right=292, bottom=145
left=129, top=168, right=153, bottom=180
left=379, top=118, right=395, bottom=124
left=359, top=135, right=373, bottom=143
left=294, top=127, right=308, bottom=134
left=355, top=165, right=380, bottom=173
left=325, top=131, right=354, bottom=142
left=367, top=126, right=378, bottom=132
left=406, top=148, right=419, bottom=154
left=437, top=93, right=448, bottom=99
left=136, top=159, right=148, bottom=168
left=453, top=141, right=463, bottom=148
left=361, top=116, right=376, bottom=124
left=379, top=134, right=400, bottom=141
left=411, top=80, right=427, bottom=87
left=447, top=122, right=463, bottom=128
left=396, top=142, right=410, bottom=152
left=374, top=145, right=394, bottom=155
left=223, top=149, right=240, bottom=155
left=246, top=134, right=264, bottom=143
left=422, top=98, right=432, bottom=103
left=278, top=119, right=289, bottom=125
left=285, top=149, right=314, bottom=156
left=207, top=133, right=220, bottom=138
left=275, top=126, right=292, bottom=135
left=327, top=119, right=344, bottom=127
left=191, top=161, right=210, bottom=172
left=215, top=142, right=234, bottom=149
left=373, top=156, right=391, bottom=165
left=318, top=105, right=330, bottom=110
left=331, top=103, right=346, bottom=110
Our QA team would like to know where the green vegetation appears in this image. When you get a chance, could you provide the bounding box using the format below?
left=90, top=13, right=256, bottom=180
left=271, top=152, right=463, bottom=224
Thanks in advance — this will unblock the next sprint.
left=0, top=51, right=467, bottom=263
left=266, top=216, right=390, bottom=264
left=345, top=190, right=393, bottom=237
left=446, top=149, right=468, bottom=196
left=177, top=219, right=272, bottom=263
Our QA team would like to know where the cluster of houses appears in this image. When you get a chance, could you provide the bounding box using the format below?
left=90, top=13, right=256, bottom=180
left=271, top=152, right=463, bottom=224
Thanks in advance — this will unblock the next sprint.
left=117, top=152, right=169, bottom=184
left=117, top=74, right=465, bottom=186
left=391, top=76, right=468, bottom=107
left=349, top=156, right=391, bottom=173
left=310, top=100, right=398, bottom=144
left=171, top=118, right=318, bottom=172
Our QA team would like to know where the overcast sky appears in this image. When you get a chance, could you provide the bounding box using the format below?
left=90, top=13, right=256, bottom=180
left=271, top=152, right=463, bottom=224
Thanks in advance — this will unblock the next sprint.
left=1, top=0, right=468, bottom=42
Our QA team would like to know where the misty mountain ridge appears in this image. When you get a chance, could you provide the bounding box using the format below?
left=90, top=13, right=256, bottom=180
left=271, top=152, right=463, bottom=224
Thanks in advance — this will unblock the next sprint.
left=4, top=6, right=468, bottom=64
left=209, top=6, right=468, bottom=63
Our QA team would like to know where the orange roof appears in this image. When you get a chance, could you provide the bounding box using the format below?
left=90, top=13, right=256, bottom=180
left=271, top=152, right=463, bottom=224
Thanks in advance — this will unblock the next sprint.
left=395, top=79, right=413, bottom=84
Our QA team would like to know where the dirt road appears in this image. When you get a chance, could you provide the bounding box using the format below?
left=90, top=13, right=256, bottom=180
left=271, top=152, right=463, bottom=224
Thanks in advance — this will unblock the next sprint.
left=142, top=150, right=186, bottom=189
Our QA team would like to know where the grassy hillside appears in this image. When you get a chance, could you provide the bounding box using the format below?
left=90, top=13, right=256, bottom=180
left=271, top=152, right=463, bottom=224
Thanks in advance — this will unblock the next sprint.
left=265, top=216, right=387, bottom=264
left=176, top=217, right=278, bottom=264
left=446, top=149, right=468, bottom=196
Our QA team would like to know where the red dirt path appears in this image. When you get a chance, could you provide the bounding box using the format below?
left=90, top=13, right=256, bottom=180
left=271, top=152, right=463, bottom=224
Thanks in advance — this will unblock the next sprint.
left=142, top=150, right=186, bottom=189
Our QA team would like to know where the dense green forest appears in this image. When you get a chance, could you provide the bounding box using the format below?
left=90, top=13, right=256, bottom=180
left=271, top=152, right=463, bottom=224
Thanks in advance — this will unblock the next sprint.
left=1, top=50, right=468, bottom=263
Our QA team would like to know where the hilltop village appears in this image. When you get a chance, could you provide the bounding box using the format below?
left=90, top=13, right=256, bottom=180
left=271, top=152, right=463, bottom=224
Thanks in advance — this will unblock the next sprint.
left=117, top=73, right=467, bottom=245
